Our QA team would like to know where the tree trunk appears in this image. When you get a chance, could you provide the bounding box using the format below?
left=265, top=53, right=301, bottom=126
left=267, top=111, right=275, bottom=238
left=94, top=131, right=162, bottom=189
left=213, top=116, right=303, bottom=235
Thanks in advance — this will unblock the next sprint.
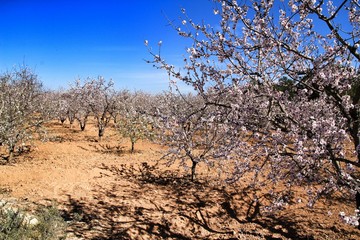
left=356, top=191, right=360, bottom=230
left=357, top=147, right=360, bottom=229
left=79, top=117, right=88, bottom=131
left=131, top=141, right=135, bottom=153
left=60, top=117, right=66, bottom=125
left=357, top=142, right=360, bottom=229
left=191, top=161, right=197, bottom=182
left=113, top=115, right=118, bottom=124
left=8, top=145, right=15, bottom=163
left=98, top=127, right=105, bottom=141
left=68, top=114, right=75, bottom=128
left=79, top=120, right=86, bottom=131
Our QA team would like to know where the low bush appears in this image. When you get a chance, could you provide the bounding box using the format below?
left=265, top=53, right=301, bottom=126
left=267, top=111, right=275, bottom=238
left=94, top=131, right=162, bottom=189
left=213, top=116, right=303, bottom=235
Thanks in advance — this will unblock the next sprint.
left=0, top=202, right=67, bottom=240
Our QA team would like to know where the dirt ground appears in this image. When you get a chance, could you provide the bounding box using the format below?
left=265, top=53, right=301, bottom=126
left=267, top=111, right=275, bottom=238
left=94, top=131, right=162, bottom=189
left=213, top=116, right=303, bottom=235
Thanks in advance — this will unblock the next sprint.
left=0, top=120, right=359, bottom=239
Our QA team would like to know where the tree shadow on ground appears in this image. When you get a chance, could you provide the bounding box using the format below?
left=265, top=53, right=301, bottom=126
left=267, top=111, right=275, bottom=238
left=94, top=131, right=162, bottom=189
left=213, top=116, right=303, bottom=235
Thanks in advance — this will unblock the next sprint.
left=59, top=162, right=358, bottom=239
left=81, top=143, right=144, bottom=156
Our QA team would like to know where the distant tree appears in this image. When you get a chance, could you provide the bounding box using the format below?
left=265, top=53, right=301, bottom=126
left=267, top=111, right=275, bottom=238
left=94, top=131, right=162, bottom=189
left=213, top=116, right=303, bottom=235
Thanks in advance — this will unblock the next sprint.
left=108, top=89, right=130, bottom=124
left=61, top=92, right=76, bottom=128
left=68, top=79, right=93, bottom=131
left=49, top=90, right=69, bottom=125
left=117, top=91, right=154, bottom=153
left=0, top=67, right=47, bottom=161
left=274, top=76, right=298, bottom=97
left=85, top=77, right=116, bottom=140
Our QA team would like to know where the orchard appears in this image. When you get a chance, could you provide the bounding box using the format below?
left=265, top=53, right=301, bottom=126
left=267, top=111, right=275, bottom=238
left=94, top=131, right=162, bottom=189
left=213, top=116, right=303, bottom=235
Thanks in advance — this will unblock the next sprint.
left=0, top=0, right=359, bottom=238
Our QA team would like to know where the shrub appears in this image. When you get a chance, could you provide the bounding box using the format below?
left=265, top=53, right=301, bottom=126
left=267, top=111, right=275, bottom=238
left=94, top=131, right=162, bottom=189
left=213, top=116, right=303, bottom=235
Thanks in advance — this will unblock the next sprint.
left=0, top=202, right=67, bottom=240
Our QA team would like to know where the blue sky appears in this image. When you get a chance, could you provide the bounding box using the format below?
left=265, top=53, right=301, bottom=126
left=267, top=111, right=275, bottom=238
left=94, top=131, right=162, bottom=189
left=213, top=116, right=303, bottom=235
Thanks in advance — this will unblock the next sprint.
left=0, top=1, right=350, bottom=92
left=0, top=0, right=217, bottom=92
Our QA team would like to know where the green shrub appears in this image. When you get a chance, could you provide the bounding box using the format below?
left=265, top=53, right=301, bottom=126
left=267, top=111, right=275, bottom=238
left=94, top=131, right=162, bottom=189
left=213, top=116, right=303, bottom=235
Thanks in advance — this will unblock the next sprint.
left=0, top=202, right=67, bottom=240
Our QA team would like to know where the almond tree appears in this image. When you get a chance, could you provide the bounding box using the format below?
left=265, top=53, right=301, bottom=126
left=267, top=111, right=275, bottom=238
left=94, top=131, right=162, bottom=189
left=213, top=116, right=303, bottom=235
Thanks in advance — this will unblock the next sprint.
left=59, top=91, right=76, bottom=128
left=117, top=91, right=154, bottom=153
left=148, top=0, right=360, bottom=226
left=0, top=67, right=47, bottom=161
left=109, top=89, right=130, bottom=124
left=68, top=79, right=93, bottom=131
left=86, top=76, right=116, bottom=140
left=49, top=90, right=70, bottom=125
left=153, top=91, right=232, bottom=181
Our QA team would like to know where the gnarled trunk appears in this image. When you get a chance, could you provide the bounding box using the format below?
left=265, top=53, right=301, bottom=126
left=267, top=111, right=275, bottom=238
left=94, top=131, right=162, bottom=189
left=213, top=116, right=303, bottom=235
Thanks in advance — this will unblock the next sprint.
left=191, top=161, right=197, bottom=182
left=131, top=141, right=135, bottom=153
left=98, top=127, right=105, bottom=141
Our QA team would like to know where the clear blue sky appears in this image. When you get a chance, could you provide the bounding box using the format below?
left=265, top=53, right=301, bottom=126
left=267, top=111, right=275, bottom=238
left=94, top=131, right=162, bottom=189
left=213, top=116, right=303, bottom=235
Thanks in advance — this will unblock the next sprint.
left=0, top=0, right=217, bottom=92
left=0, top=1, right=348, bottom=92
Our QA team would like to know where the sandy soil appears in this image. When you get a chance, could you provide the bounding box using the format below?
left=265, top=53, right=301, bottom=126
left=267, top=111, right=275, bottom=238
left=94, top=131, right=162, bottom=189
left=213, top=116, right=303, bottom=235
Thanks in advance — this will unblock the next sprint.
left=0, top=120, right=359, bottom=239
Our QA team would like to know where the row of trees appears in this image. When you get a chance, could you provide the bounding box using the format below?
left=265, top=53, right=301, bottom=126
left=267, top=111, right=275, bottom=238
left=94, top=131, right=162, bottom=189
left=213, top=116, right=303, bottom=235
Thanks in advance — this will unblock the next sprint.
left=51, top=78, right=156, bottom=149
left=0, top=67, right=223, bottom=181
left=53, top=77, right=117, bottom=139
left=0, top=70, right=155, bottom=160
left=47, top=79, right=233, bottom=181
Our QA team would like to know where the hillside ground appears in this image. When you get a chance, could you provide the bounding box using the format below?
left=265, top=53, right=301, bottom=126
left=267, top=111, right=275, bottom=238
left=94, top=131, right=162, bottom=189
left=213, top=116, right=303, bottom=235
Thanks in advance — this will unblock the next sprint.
left=0, top=120, right=359, bottom=239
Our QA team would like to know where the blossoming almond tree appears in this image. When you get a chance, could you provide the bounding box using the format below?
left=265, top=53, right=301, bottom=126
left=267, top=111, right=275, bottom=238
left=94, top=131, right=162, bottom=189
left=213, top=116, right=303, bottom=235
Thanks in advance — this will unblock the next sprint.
left=85, top=76, right=116, bottom=141
left=153, top=91, right=235, bottom=181
left=148, top=0, right=360, bottom=226
left=117, top=91, right=155, bottom=153
left=51, top=90, right=69, bottom=125
left=68, top=79, right=93, bottom=131
left=0, top=67, right=48, bottom=162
